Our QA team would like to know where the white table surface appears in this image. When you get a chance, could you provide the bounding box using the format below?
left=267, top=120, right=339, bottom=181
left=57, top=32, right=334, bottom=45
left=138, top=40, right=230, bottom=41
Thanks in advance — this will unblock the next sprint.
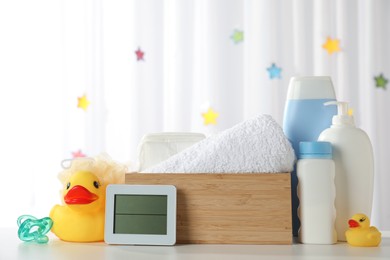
left=1, top=228, right=389, bottom=260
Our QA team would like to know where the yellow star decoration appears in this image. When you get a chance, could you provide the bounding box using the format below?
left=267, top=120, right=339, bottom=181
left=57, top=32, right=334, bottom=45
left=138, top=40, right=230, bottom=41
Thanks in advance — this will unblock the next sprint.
left=202, top=108, right=219, bottom=125
left=322, top=37, right=341, bottom=55
left=348, top=108, right=353, bottom=116
left=77, top=94, right=90, bottom=111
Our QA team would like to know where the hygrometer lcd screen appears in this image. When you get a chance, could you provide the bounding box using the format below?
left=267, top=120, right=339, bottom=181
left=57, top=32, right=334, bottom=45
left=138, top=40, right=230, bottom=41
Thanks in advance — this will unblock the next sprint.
left=104, top=184, right=176, bottom=246
left=113, top=194, right=168, bottom=235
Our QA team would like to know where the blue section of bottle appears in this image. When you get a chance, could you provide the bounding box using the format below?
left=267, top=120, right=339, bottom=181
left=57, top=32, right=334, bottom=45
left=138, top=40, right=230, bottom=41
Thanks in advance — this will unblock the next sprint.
left=299, top=141, right=332, bottom=159
left=283, top=98, right=337, bottom=237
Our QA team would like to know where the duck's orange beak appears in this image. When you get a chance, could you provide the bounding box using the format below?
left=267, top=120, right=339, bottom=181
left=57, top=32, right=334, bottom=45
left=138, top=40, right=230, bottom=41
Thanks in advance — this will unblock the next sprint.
left=64, top=185, right=98, bottom=205
left=348, top=219, right=359, bottom=228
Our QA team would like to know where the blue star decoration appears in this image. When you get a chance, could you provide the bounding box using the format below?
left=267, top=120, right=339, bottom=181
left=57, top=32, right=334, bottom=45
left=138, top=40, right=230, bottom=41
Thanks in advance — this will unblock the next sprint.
left=267, top=63, right=282, bottom=79
left=374, top=73, right=388, bottom=90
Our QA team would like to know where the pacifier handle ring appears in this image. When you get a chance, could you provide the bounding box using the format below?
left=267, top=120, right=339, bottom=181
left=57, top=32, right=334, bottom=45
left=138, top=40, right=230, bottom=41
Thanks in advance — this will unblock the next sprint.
left=17, top=215, right=53, bottom=244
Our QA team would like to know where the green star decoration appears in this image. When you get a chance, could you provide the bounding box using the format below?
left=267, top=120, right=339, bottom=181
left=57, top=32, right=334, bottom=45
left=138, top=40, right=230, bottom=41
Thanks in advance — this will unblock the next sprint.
left=230, top=29, right=243, bottom=44
left=374, top=73, right=388, bottom=89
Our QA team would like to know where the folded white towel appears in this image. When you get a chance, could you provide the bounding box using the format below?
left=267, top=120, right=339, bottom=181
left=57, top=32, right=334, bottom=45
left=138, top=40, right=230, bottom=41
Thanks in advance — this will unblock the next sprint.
left=142, top=115, right=295, bottom=173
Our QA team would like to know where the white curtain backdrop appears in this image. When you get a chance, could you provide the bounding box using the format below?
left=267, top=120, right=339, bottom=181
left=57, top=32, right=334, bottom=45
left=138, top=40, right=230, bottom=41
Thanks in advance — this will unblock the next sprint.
left=1, top=0, right=389, bottom=231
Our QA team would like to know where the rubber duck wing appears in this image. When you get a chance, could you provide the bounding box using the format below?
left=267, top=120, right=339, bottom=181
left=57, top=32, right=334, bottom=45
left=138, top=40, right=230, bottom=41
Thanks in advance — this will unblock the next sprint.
left=367, top=227, right=381, bottom=239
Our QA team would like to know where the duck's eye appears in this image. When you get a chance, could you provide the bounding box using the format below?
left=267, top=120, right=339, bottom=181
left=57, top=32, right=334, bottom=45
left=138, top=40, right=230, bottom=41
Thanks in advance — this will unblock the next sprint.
left=359, top=217, right=366, bottom=222
left=93, top=181, right=100, bottom=189
left=66, top=182, right=71, bottom=190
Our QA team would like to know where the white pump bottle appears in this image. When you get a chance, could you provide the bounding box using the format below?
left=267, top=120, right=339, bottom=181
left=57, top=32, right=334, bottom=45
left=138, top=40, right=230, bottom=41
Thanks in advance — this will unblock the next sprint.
left=318, top=101, right=374, bottom=241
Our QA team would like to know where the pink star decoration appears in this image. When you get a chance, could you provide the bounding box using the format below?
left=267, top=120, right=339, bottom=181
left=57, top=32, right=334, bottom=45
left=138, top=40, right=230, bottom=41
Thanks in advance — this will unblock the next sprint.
left=135, top=47, right=145, bottom=61
left=72, top=150, right=86, bottom=158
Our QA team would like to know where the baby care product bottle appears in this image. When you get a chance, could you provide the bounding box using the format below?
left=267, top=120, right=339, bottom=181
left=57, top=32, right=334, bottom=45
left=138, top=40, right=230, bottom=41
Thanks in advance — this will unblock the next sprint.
left=297, top=141, right=337, bottom=244
left=318, top=101, right=374, bottom=241
left=283, top=76, right=337, bottom=236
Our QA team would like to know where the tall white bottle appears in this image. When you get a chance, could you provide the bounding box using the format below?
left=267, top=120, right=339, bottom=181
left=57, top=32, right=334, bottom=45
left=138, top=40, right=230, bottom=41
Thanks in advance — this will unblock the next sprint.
left=318, top=101, right=374, bottom=241
left=283, top=76, right=337, bottom=236
left=297, top=141, right=337, bottom=244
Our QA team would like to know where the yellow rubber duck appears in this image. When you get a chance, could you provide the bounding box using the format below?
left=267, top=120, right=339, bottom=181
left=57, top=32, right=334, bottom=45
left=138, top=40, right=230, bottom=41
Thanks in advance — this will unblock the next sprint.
left=345, top=213, right=381, bottom=247
left=50, top=155, right=126, bottom=242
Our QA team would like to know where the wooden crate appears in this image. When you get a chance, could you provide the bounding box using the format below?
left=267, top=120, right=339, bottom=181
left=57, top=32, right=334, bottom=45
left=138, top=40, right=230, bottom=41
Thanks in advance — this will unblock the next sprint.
left=125, top=173, right=292, bottom=245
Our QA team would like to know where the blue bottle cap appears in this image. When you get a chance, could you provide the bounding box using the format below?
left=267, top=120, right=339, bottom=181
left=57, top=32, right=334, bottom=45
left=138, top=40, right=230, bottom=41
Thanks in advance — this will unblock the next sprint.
left=299, top=141, right=332, bottom=159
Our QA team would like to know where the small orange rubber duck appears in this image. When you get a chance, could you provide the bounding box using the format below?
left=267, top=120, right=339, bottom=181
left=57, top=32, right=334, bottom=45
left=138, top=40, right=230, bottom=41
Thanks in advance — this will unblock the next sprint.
left=345, top=213, right=381, bottom=247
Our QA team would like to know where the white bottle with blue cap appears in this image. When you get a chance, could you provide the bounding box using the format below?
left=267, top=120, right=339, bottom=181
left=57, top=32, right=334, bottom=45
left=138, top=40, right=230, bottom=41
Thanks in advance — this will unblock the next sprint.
left=297, top=141, right=337, bottom=244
